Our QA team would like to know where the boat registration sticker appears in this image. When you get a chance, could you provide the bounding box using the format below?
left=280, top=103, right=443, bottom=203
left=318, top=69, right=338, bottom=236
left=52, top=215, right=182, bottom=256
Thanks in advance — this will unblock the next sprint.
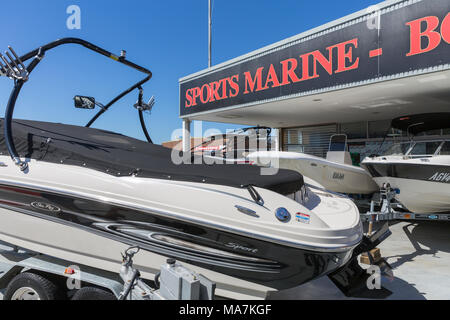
left=296, top=213, right=310, bottom=224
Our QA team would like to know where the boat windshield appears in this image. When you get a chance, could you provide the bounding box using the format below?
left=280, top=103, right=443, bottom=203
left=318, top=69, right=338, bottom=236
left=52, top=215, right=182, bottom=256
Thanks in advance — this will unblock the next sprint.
left=329, top=134, right=347, bottom=152
left=407, top=141, right=443, bottom=156
left=437, top=141, right=450, bottom=155
left=383, top=142, right=413, bottom=156
left=384, top=140, right=449, bottom=157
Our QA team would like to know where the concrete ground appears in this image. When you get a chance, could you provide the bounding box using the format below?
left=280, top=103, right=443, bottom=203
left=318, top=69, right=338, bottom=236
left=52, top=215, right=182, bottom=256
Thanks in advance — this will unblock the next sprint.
left=271, top=220, right=450, bottom=300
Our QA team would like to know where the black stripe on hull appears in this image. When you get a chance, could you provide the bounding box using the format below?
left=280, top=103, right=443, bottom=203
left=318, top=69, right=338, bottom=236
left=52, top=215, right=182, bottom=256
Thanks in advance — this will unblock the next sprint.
left=362, top=162, right=450, bottom=184
left=0, top=184, right=352, bottom=290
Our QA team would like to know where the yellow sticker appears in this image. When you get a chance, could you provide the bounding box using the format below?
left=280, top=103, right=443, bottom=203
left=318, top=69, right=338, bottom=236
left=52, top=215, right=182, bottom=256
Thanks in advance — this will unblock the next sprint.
left=110, top=54, right=119, bottom=61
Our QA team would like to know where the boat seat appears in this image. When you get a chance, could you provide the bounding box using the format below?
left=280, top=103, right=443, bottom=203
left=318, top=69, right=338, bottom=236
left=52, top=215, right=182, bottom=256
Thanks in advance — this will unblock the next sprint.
left=326, top=151, right=353, bottom=165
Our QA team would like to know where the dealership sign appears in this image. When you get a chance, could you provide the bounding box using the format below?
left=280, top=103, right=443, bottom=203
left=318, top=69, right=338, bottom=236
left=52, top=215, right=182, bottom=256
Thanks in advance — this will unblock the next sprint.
left=180, top=0, right=450, bottom=117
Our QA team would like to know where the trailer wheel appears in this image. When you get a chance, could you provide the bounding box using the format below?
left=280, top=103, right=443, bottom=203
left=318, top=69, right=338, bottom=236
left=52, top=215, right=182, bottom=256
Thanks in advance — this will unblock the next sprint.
left=71, top=287, right=116, bottom=300
left=4, top=272, right=63, bottom=300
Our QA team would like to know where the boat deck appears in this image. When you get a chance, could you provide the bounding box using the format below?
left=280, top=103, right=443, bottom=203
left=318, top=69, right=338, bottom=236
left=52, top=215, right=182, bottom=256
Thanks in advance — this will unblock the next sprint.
left=270, top=220, right=450, bottom=300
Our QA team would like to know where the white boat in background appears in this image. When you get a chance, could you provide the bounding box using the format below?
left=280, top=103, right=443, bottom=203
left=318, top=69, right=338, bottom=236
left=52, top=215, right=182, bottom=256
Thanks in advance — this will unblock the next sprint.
left=192, top=126, right=272, bottom=164
left=362, top=113, right=450, bottom=214
left=249, top=134, right=379, bottom=195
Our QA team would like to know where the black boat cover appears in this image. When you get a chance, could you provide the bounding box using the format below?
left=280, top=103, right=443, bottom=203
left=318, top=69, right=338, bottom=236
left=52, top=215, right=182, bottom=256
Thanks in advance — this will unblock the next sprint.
left=391, top=113, right=450, bottom=135
left=0, top=119, right=303, bottom=195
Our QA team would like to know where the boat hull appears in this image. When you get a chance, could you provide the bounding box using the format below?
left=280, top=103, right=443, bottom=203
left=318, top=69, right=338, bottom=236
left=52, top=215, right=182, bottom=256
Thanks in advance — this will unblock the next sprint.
left=362, top=160, right=450, bottom=213
left=0, top=184, right=354, bottom=299
left=0, top=157, right=361, bottom=299
left=249, top=151, right=378, bottom=194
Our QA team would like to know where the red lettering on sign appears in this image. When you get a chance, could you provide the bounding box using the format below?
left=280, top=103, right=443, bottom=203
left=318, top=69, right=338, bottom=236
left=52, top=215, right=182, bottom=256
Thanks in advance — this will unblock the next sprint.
left=369, top=48, right=383, bottom=58
left=229, top=75, right=239, bottom=97
left=209, top=81, right=221, bottom=102
left=333, top=38, right=359, bottom=73
left=185, top=88, right=193, bottom=107
left=311, top=48, right=333, bottom=77
left=263, top=64, right=281, bottom=89
left=442, top=13, right=450, bottom=44
left=216, top=78, right=226, bottom=99
left=406, top=16, right=441, bottom=56
left=199, top=84, right=210, bottom=104
left=299, top=52, right=318, bottom=81
left=280, top=58, right=301, bottom=85
left=184, top=11, right=450, bottom=109
left=192, top=87, right=201, bottom=106
left=244, top=67, right=264, bottom=94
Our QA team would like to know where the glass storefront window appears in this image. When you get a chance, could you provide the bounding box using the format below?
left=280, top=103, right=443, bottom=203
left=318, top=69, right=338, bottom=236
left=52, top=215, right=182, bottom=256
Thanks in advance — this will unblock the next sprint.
left=286, top=130, right=302, bottom=145
left=340, top=122, right=367, bottom=139
left=368, top=120, right=391, bottom=138
left=416, top=129, right=442, bottom=136
left=285, top=145, right=304, bottom=152
left=282, top=125, right=336, bottom=157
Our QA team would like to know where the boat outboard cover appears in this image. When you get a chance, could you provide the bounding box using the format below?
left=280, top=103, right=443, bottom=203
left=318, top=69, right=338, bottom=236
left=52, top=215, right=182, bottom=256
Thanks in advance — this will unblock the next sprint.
left=0, top=119, right=303, bottom=195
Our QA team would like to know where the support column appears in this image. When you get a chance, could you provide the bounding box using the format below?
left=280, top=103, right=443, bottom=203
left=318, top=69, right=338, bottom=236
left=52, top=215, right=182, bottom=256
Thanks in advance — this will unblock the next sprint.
left=182, top=118, right=191, bottom=152
left=273, top=128, right=282, bottom=151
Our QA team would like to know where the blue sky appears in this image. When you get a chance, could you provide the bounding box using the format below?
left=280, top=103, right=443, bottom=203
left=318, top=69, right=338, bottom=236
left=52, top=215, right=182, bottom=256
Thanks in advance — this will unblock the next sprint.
left=0, top=0, right=380, bottom=144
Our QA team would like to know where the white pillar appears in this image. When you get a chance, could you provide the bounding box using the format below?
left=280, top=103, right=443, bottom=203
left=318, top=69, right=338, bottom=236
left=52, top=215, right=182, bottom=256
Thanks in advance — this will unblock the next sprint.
left=182, top=119, right=191, bottom=152
left=273, top=128, right=282, bottom=151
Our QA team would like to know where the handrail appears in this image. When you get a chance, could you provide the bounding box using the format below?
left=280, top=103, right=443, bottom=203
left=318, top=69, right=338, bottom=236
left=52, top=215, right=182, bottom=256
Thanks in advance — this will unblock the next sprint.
left=1, top=38, right=153, bottom=171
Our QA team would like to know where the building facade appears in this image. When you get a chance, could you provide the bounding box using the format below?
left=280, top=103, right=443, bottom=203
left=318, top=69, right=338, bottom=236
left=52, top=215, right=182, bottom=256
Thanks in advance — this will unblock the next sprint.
left=179, top=0, right=450, bottom=164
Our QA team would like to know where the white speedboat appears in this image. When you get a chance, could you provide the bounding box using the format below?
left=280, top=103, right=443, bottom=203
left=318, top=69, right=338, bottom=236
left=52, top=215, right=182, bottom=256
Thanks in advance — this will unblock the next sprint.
left=362, top=113, right=450, bottom=214
left=192, top=126, right=272, bottom=164
left=249, top=134, right=378, bottom=195
left=0, top=38, right=381, bottom=299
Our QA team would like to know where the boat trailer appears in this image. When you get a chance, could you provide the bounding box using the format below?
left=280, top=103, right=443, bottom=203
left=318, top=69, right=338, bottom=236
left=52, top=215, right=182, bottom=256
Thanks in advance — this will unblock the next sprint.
left=360, top=185, right=450, bottom=222
left=0, top=241, right=215, bottom=300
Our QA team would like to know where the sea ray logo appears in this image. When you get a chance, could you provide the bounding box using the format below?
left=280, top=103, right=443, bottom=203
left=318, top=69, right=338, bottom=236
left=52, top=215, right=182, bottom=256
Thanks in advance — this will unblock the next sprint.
left=428, top=172, right=450, bottom=183
left=30, top=201, right=61, bottom=213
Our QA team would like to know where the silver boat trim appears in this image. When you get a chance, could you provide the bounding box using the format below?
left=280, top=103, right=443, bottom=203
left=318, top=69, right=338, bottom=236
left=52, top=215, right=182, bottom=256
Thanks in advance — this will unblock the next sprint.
left=0, top=179, right=362, bottom=253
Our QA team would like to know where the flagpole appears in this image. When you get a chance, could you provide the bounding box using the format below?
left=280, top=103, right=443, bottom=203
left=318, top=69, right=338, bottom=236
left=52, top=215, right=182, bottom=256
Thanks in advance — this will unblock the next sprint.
left=208, top=0, right=212, bottom=68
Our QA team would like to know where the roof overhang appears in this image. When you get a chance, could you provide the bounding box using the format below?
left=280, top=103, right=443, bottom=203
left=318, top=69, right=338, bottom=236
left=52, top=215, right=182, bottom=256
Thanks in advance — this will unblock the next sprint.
left=179, top=0, right=450, bottom=127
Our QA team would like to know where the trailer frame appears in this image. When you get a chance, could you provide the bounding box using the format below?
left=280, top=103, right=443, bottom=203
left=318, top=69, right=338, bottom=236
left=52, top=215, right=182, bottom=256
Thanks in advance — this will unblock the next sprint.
left=360, top=186, right=450, bottom=223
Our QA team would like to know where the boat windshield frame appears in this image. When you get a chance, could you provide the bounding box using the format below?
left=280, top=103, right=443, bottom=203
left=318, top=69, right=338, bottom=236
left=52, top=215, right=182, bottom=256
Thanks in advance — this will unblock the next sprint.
left=406, top=139, right=448, bottom=157
left=385, top=139, right=449, bottom=157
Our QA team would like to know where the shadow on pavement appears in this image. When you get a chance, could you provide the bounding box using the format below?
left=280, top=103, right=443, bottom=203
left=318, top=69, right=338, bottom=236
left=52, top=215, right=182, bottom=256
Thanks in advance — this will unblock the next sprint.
left=384, top=221, right=450, bottom=269
left=268, top=273, right=425, bottom=300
